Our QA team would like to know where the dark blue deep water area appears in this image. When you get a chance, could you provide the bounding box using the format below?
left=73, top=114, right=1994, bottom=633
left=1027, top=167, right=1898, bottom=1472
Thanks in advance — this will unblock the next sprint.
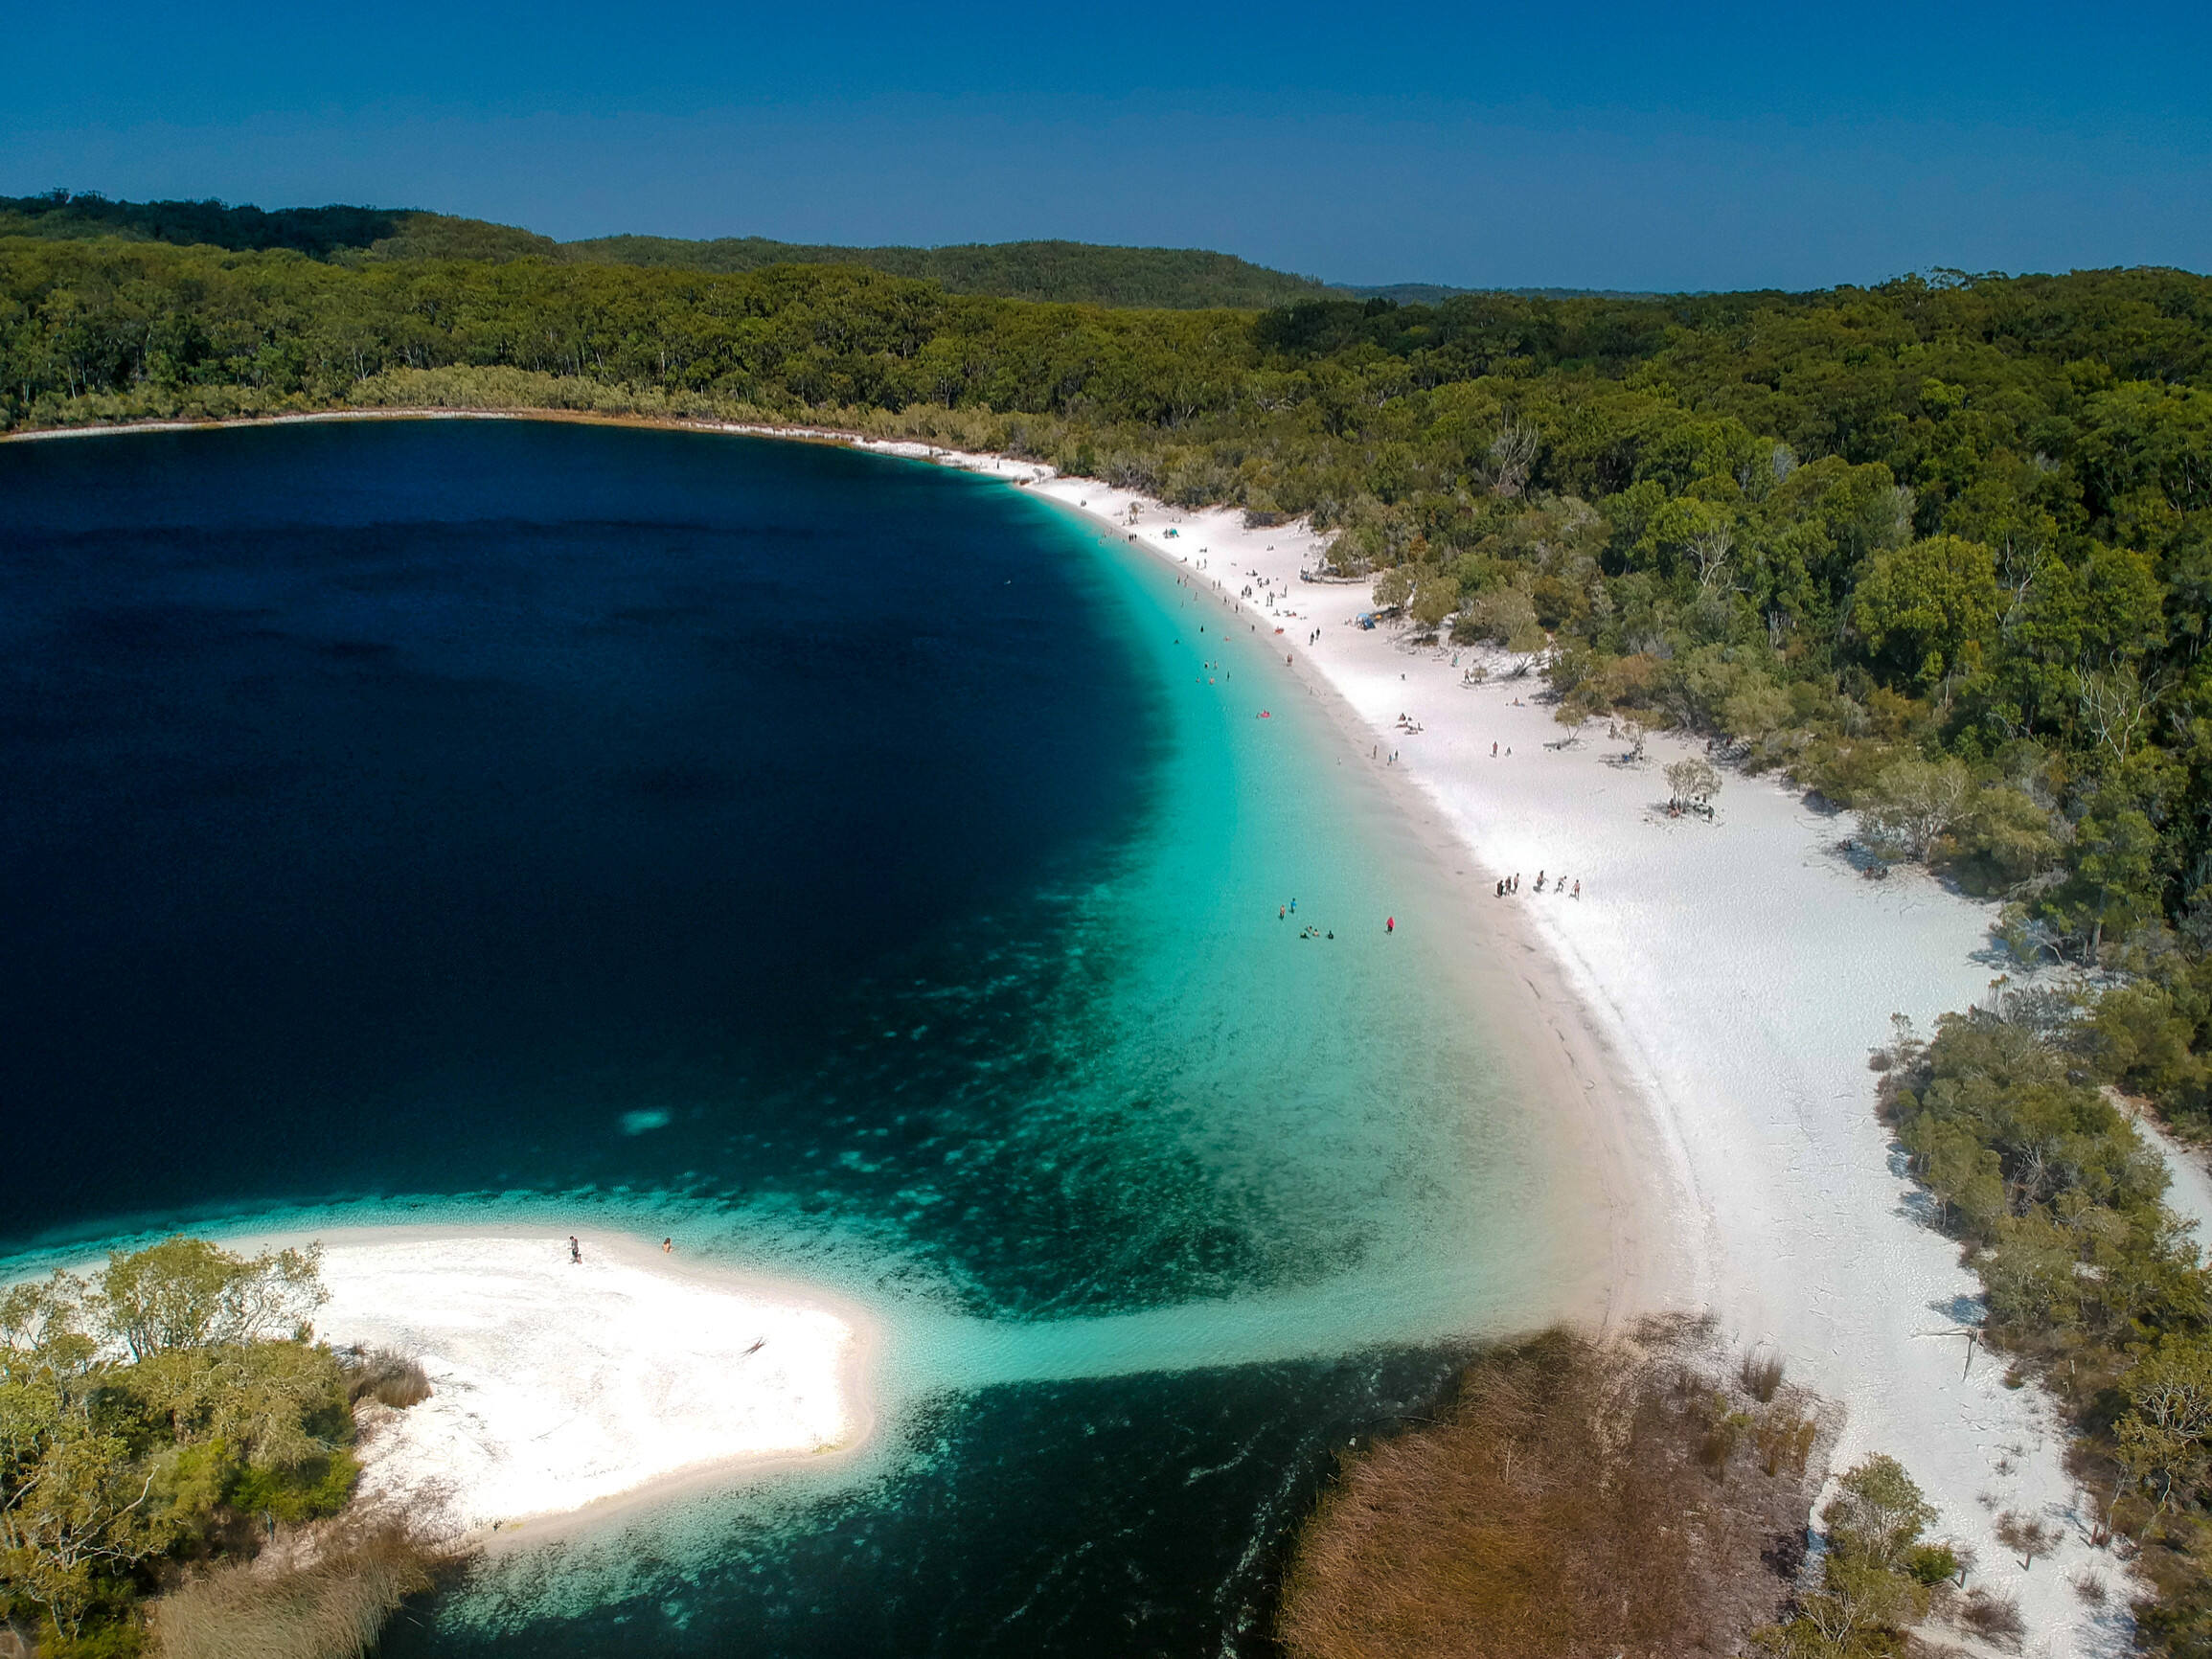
left=1, top=419, right=1541, bottom=1654
left=1, top=420, right=1155, bottom=1259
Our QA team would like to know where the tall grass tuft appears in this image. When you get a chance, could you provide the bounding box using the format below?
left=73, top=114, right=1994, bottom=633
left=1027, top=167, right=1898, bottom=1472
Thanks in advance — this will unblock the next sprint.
left=336, top=1346, right=432, bottom=1409
left=149, top=1522, right=434, bottom=1659
left=1739, top=1347, right=1787, bottom=1403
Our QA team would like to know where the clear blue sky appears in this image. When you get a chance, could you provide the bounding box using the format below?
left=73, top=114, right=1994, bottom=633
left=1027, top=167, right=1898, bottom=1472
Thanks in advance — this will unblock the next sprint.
left=7, top=0, right=2207, bottom=291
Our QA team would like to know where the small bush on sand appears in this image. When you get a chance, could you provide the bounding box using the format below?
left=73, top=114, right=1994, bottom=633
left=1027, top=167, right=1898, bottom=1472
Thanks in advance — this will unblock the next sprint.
left=335, top=1348, right=431, bottom=1409
left=1741, top=1348, right=1787, bottom=1403
left=148, top=1521, right=434, bottom=1659
left=1958, top=1585, right=2026, bottom=1645
left=1994, top=1509, right=2060, bottom=1571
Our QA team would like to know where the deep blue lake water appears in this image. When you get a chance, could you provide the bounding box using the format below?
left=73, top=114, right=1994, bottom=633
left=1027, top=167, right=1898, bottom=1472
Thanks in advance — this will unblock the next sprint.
left=0, top=419, right=1564, bottom=1654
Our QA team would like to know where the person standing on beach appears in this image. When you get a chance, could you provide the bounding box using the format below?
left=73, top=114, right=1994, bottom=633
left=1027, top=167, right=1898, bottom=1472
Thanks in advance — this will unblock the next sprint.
left=569, top=1236, right=582, bottom=1265
left=662, top=1238, right=673, bottom=1254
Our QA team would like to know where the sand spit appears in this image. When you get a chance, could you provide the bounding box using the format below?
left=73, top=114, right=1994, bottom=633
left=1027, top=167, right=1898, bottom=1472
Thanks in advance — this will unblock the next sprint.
left=244, top=1228, right=873, bottom=1537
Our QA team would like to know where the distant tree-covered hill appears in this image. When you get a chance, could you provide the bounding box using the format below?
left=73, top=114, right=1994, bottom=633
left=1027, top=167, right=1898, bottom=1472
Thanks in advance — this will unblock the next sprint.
left=1343, top=283, right=1676, bottom=304
left=0, top=191, right=1331, bottom=308
left=561, top=234, right=1332, bottom=307
left=0, top=190, right=410, bottom=258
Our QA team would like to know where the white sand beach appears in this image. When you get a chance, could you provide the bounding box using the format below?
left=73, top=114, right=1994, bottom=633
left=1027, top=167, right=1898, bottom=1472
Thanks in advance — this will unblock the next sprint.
left=826, top=436, right=2133, bottom=1654
left=251, top=1228, right=873, bottom=1536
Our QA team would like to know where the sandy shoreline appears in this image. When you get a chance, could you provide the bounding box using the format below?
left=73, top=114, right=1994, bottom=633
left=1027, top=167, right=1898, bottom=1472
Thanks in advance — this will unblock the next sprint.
left=2, top=407, right=2139, bottom=1645
left=990, top=472, right=2124, bottom=1652
left=53, top=1221, right=881, bottom=1542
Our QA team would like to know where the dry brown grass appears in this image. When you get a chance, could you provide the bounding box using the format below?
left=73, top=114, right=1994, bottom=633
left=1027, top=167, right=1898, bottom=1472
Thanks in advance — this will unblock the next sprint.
left=1278, top=1320, right=1834, bottom=1659
left=1957, top=1585, right=2026, bottom=1646
left=1740, top=1347, right=1788, bottom=1403
left=337, top=1346, right=432, bottom=1410
left=148, top=1520, right=435, bottom=1659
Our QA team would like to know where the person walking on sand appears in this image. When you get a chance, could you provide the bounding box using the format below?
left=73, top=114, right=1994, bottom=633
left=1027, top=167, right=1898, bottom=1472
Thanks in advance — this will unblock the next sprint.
left=1572, top=879, right=1581, bottom=899
left=569, top=1236, right=582, bottom=1265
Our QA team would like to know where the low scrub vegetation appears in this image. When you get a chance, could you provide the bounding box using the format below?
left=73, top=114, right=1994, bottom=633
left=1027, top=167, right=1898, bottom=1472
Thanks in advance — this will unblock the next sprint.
left=1883, top=991, right=2212, bottom=1651
left=1, top=1238, right=438, bottom=1657
left=1277, top=1319, right=1833, bottom=1659
left=1749, top=1454, right=1968, bottom=1657
left=334, top=1351, right=430, bottom=1412
left=148, top=1519, right=433, bottom=1659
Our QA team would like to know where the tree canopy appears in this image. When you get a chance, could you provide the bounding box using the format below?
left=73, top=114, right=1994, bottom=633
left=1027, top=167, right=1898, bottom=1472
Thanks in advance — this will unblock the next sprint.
left=2, top=1239, right=355, bottom=1646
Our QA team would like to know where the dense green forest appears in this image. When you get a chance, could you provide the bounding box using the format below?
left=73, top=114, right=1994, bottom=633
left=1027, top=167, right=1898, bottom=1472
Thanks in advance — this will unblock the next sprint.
left=0, top=193, right=411, bottom=259
left=1, top=1238, right=432, bottom=1656
left=0, top=193, right=1331, bottom=307
left=1342, top=283, right=1662, bottom=305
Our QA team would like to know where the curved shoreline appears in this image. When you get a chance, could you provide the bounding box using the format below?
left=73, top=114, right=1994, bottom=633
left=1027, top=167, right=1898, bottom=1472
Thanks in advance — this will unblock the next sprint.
left=3, top=405, right=1685, bottom=1341
left=31, top=1221, right=882, bottom=1542
left=996, top=475, right=2116, bottom=1648
left=0, top=404, right=1690, bottom=1336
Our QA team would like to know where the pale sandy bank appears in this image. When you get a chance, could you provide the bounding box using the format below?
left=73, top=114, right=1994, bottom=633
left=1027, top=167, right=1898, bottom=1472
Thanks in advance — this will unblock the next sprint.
left=233, top=1226, right=875, bottom=1538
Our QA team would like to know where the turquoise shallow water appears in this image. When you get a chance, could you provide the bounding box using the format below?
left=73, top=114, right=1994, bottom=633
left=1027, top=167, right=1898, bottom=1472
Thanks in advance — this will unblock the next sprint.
left=0, top=420, right=1570, bottom=1653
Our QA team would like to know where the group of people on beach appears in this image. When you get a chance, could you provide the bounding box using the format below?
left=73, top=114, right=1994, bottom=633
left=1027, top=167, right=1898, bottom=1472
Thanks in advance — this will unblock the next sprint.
left=1494, top=870, right=1580, bottom=900
left=1277, top=898, right=1397, bottom=938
